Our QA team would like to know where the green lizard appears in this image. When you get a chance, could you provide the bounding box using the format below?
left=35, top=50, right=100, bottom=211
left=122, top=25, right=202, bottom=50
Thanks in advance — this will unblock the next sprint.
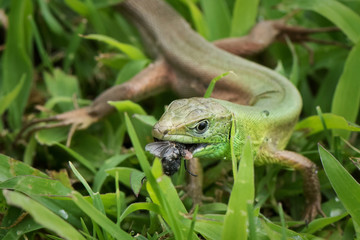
left=121, top=0, right=322, bottom=221
left=18, top=0, right=327, bottom=221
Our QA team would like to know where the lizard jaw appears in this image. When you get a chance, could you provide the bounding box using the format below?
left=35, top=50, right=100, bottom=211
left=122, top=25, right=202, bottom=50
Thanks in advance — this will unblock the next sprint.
left=153, top=138, right=208, bottom=156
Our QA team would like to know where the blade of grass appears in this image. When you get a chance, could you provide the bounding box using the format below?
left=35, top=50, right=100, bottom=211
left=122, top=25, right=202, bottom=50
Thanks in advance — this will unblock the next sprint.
left=301, top=212, right=348, bottom=234
left=230, top=0, right=259, bottom=37
left=84, top=0, right=105, bottom=35
left=55, top=143, right=96, bottom=173
left=124, top=113, right=187, bottom=239
left=63, top=19, right=87, bottom=72
left=0, top=75, right=25, bottom=116
left=29, top=15, right=53, bottom=71
left=204, top=72, right=232, bottom=98
left=93, top=154, right=133, bottom=192
left=295, top=113, right=360, bottom=136
left=1, top=0, right=33, bottom=129
left=285, top=37, right=299, bottom=86
left=200, top=0, right=230, bottom=41
left=287, top=0, right=360, bottom=43
left=222, top=138, right=254, bottom=239
left=71, top=191, right=133, bottom=240
left=318, top=144, right=360, bottom=226
left=119, top=202, right=161, bottom=223
left=83, top=34, right=147, bottom=60
left=37, top=0, right=63, bottom=35
left=316, top=106, right=332, bottom=147
left=187, top=205, right=199, bottom=240
left=64, top=0, right=88, bottom=16
left=180, top=0, right=208, bottom=38
left=331, top=41, right=360, bottom=139
left=69, top=162, right=106, bottom=217
left=23, top=135, right=37, bottom=166
left=278, top=203, right=287, bottom=240
left=0, top=153, right=48, bottom=181
left=230, top=115, right=237, bottom=179
left=108, top=100, right=147, bottom=115
left=247, top=204, right=256, bottom=240
left=4, top=190, right=86, bottom=240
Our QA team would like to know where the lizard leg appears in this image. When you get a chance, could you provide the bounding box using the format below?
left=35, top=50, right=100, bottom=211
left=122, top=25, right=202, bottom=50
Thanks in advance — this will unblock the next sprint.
left=268, top=150, right=325, bottom=222
left=181, top=158, right=213, bottom=210
left=17, top=58, right=174, bottom=143
left=213, top=19, right=284, bottom=56
left=214, top=18, right=342, bottom=57
left=185, top=158, right=204, bottom=207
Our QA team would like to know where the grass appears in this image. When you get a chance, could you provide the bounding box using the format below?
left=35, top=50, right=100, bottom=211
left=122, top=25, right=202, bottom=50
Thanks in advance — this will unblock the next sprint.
left=0, top=0, right=360, bottom=239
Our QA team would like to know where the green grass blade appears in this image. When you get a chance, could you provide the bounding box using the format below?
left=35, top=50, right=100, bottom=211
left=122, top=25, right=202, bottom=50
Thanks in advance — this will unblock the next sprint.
left=0, top=75, right=25, bottom=116
left=180, top=0, right=208, bottom=38
left=0, top=153, right=48, bottom=181
left=84, top=0, right=105, bottom=35
left=115, top=59, right=149, bottom=85
left=285, top=37, right=299, bottom=86
left=318, top=144, right=360, bottom=226
left=316, top=106, right=332, bottom=147
left=29, top=15, right=53, bottom=71
left=187, top=205, right=199, bottom=240
left=93, top=154, right=133, bottom=192
left=69, top=162, right=95, bottom=198
left=124, top=113, right=187, bottom=239
left=230, top=0, right=259, bottom=37
left=295, top=113, right=360, bottom=136
left=23, top=135, right=37, bottom=166
left=37, top=0, right=63, bottom=35
left=64, top=0, right=88, bottom=16
left=4, top=190, right=86, bottom=240
left=119, top=202, right=161, bottom=223
left=0, top=176, right=72, bottom=196
left=71, top=191, right=133, bottom=240
left=222, top=138, right=254, bottom=239
left=83, top=34, right=147, bottom=60
left=301, top=212, right=348, bottom=234
left=55, top=143, right=96, bottom=173
left=204, top=72, right=231, bottom=98
left=63, top=20, right=86, bottom=72
left=69, top=162, right=106, bottom=216
left=247, top=204, right=256, bottom=240
left=287, top=0, right=360, bottom=43
left=1, top=0, right=33, bottom=129
left=230, top=115, right=237, bottom=179
left=278, top=203, right=287, bottom=240
left=331, top=41, right=360, bottom=138
left=108, top=100, right=147, bottom=115
left=200, top=0, right=230, bottom=40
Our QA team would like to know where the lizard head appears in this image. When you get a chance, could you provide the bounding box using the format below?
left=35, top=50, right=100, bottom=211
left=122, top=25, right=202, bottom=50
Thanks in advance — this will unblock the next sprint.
left=151, top=97, right=232, bottom=160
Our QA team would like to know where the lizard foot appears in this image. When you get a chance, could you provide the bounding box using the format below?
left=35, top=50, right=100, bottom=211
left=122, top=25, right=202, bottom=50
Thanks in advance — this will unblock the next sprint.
left=303, top=199, right=326, bottom=223
left=16, top=107, right=98, bottom=146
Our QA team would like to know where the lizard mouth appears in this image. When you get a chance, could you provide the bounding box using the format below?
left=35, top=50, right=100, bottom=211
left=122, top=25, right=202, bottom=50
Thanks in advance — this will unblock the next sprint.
left=153, top=138, right=208, bottom=157
left=145, top=138, right=208, bottom=163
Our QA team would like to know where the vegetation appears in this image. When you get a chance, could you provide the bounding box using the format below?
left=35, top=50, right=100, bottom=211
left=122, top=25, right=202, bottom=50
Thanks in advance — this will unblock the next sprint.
left=0, top=0, right=360, bottom=239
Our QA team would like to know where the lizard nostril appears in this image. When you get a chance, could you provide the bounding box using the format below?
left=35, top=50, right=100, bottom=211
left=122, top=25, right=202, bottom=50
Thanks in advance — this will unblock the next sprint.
left=163, top=130, right=169, bottom=135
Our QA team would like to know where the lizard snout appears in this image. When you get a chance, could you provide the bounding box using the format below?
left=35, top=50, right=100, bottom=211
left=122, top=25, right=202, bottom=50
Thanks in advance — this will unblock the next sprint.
left=152, top=122, right=170, bottom=140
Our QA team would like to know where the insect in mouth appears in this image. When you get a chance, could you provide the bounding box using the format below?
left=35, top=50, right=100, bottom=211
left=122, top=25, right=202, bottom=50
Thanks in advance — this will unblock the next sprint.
left=145, top=141, right=196, bottom=176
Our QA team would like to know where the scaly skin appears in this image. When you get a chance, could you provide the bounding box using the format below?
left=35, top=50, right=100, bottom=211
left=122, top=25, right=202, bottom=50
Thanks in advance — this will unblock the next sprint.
left=120, top=0, right=323, bottom=221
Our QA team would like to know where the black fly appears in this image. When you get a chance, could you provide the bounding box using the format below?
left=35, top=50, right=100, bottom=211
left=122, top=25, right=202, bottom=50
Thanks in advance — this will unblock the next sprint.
left=145, top=141, right=196, bottom=176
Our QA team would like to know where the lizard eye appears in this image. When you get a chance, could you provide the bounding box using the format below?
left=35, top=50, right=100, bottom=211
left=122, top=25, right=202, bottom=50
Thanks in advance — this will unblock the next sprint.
left=194, top=120, right=209, bottom=134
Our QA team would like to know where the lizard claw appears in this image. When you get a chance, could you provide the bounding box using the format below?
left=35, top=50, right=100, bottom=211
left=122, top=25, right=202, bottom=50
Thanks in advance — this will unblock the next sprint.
left=16, top=107, right=98, bottom=146
left=303, top=199, right=326, bottom=223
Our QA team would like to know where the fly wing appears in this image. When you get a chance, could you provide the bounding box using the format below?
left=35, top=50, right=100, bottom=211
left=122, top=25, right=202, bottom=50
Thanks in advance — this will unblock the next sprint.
left=145, top=141, right=176, bottom=158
